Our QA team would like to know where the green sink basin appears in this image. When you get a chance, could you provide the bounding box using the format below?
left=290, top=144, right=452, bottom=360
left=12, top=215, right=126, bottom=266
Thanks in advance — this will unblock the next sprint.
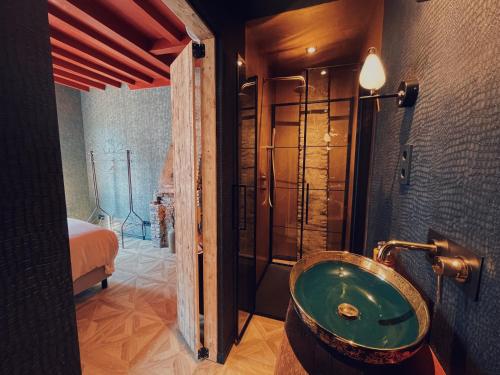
left=290, top=251, right=430, bottom=364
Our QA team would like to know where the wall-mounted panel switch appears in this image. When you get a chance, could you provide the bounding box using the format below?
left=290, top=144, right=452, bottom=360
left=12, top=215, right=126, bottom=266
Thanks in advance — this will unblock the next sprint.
left=400, top=144, right=413, bottom=185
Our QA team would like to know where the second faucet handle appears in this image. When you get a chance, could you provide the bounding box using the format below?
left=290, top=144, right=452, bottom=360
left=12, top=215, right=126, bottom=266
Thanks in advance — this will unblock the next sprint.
left=432, top=256, right=469, bottom=283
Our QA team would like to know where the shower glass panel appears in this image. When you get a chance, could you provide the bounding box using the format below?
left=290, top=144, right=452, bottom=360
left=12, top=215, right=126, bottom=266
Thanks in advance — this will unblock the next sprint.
left=236, top=68, right=257, bottom=341
left=270, top=66, right=356, bottom=261
left=271, top=102, right=301, bottom=261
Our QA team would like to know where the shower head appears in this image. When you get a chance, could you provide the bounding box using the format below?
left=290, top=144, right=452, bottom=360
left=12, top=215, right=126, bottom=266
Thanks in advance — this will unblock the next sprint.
left=264, top=75, right=305, bottom=85
left=238, top=80, right=256, bottom=97
left=294, top=84, right=315, bottom=95
left=263, top=75, right=314, bottom=95
left=240, top=81, right=256, bottom=91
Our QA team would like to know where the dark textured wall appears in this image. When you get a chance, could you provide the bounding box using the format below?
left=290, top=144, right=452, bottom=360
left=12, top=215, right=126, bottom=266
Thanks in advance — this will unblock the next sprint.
left=0, top=1, right=81, bottom=374
left=55, top=84, right=91, bottom=220
left=366, top=0, right=500, bottom=374
left=80, top=85, right=172, bottom=223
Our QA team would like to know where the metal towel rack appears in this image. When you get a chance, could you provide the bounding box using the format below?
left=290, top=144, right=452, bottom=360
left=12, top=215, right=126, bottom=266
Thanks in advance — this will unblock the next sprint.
left=88, top=150, right=113, bottom=228
left=120, top=150, right=146, bottom=248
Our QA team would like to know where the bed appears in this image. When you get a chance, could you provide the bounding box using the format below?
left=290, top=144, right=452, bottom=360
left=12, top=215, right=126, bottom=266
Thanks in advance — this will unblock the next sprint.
left=68, top=218, right=119, bottom=295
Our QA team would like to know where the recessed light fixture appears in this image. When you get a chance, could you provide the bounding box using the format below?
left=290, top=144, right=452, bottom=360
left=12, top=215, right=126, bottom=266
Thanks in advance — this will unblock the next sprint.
left=320, top=69, right=327, bottom=76
left=306, top=46, right=317, bottom=55
left=237, top=60, right=243, bottom=67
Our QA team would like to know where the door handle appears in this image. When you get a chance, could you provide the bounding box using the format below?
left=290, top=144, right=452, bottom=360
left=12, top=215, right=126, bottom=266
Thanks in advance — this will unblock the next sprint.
left=305, top=183, right=310, bottom=224
left=239, top=184, right=247, bottom=230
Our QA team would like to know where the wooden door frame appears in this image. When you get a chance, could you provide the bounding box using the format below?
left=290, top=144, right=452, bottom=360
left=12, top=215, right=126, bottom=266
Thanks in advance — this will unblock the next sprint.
left=160, top=0, right=217, bottom=362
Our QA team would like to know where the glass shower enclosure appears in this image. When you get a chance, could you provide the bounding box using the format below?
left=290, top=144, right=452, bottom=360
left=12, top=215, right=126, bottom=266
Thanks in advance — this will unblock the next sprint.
left=235, top=58, right=257, bottom=341
left=270, top=66, right=357, bottom=262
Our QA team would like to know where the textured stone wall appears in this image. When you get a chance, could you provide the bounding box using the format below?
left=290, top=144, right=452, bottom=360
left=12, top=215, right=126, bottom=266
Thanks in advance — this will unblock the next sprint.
left=297, top=104, right=329, bottom=256
left=55, top=84, right=91, bottom=220
left=81, top=85, right=172, bottom=227
left=367, top=1, right=500, bottom=373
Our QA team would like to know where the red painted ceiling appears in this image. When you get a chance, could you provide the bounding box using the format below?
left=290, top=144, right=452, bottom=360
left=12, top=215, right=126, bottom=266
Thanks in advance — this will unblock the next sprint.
left=48, top=0, right=189, bottom=91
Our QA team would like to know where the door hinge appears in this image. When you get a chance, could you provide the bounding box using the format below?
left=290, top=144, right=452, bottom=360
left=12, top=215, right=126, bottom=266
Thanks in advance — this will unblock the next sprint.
left=197, top=346, right=209, bottom=360
left=193, top=43, right=205, bottom=59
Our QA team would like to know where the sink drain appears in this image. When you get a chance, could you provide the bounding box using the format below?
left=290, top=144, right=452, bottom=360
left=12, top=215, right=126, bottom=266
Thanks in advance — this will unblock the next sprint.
left=337, top=303, right=359, bottom=320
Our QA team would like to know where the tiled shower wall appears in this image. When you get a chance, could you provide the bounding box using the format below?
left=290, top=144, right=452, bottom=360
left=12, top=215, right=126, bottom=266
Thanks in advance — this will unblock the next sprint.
left=367, top=0, right=500, bottom=373
left=297, top=72, right=330, bottom=256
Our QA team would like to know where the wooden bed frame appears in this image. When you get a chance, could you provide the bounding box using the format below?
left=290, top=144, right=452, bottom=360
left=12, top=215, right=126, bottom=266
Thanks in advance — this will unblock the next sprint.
left=73, top=266, right=109, bottom=295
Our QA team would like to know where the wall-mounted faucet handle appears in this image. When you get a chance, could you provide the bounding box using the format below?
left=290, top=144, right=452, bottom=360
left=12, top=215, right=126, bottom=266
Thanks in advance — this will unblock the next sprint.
left=432, top=256, right=469, bottom=283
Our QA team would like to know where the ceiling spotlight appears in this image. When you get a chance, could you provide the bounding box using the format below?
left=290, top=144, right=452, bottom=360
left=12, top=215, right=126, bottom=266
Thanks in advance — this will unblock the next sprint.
left=306, top=46, right=317, bottom=55
left=320, top=69, right=327, bottom=76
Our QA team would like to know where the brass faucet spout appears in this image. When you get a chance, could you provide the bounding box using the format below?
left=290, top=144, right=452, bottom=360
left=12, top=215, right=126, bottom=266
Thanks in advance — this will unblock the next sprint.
left=376, top=240, right=438, bottom=264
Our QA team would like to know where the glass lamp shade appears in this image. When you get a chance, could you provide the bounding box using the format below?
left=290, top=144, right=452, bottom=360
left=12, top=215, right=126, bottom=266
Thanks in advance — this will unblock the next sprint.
left=359, top=49, right=386, bottom=91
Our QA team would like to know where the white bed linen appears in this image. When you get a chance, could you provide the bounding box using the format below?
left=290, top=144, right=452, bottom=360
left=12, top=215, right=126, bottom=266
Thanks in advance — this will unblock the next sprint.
left=67, top=218, right=119, bottom=281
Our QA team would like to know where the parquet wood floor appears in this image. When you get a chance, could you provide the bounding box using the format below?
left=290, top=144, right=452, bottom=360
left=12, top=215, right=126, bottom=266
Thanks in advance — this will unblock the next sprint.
left=75, top=237, right=284, bottom=374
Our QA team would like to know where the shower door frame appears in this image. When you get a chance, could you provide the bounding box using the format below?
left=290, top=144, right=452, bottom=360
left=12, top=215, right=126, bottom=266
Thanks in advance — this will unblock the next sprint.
left=268, top=68, right=356, bottom=263
left=235, top=74, right=258, bottom=343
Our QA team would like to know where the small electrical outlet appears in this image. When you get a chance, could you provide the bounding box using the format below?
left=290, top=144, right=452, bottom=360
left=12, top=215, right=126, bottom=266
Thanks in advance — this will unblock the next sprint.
left=400, top=144, right=413, bottom=185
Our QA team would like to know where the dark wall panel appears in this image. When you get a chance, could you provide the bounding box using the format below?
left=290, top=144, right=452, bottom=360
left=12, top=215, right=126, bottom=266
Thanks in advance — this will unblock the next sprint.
left=366, top=1, right=500, bottom=374
left=0, top=2, right=81, bottom=374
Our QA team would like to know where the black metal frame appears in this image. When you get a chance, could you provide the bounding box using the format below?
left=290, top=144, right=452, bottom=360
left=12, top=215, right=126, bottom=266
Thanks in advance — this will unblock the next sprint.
left=268, top=73, right=356, bottom=263
left=87, top=150, right=113, bottom=224
left=120, top=149, right=146, bottom=248
left=235, top=74, right=258, bottom=344
left=298, top=69, right=310, bottom=259
left=340, top=97, right=355, bottom=249
left=350, top=94, right=376, bottom=253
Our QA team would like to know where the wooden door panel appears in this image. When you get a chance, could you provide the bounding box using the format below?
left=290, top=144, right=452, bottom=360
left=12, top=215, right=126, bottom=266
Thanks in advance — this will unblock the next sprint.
left=171, top=41, right=200, bottom=354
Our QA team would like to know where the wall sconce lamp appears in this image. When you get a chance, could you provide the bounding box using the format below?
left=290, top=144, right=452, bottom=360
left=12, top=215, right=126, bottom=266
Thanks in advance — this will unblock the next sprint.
left=359, top=47, right=419, bottom=107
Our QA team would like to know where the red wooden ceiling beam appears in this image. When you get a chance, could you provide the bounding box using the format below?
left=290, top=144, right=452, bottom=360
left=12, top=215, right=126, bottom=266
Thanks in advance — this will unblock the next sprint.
left=128, top=77, right=171, bottom=90
left=53, top=0, right=150, bottom=48
left=48, top=4, right=170, bottom=79
left=50, top=29, right=154, bottom=84
left=52, top=57, right=121, bottom=88
left=54, top=76, right=90, bottom=92
left=56, top=0, right=172, bottom=74
left=150, top=37, right=189, bottom=55
left=53, top=67, right=106, bottom=90
left=129, top=0, right=184, bottom=43
left=155, top=54, right=177, bottom=67
left=51, top=46, right=136, bottom=85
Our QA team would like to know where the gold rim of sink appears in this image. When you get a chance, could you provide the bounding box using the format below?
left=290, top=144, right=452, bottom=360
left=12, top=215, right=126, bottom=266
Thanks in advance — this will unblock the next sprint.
left=289, top=251, right=430, bottom=364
